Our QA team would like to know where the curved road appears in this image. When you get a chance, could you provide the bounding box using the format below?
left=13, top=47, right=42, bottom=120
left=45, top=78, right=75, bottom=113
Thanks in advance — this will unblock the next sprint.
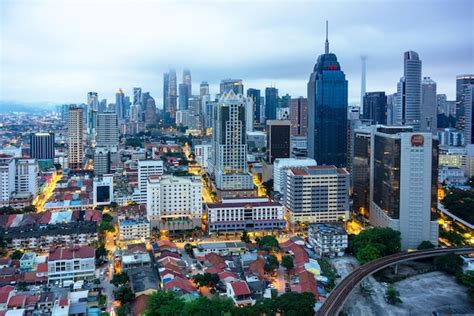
left=318, top=247, right=474, bottom=316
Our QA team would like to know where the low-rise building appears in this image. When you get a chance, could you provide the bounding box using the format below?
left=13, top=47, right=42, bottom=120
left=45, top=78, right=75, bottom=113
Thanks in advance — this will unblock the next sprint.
left=47, top=246, right=95, bottom=285
left=195, top=242, right=246, bottom=256
left=118, top=217, right=150, bottom=242
left=307, top=223, right=348, bottom=257
left=226, top=281, right=254, bottom=306
left=206, top=197, right=285, bottom=234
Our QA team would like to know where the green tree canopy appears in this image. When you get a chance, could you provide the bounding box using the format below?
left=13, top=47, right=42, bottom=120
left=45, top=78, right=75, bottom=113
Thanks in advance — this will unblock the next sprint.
left=274, top=292, right=316, bottom=316
left=349, top=227, right=401, bottom=264
left=264, top=254, right=279, bottom=273
left=113, top=286, right=134, bottom=304
left=258, top=235, right=280, bottom=251
left=434, top=253, right=463, bottom=276
left=417, top=240, right=436, bottom=250
left=281, top=255, right=294, bottom=272
left=10, top=249, right=24, bottom=260
left=240, top=231, right=251, bottom=243
left=192, top=273, right=219, bottom=288
left=146, top=291, right=185, bottom=316
left=385, top=285, right=402, bottom=305
left=356, top=244, right=382, bottom=265
left=111, top=272, right=129, bottom=287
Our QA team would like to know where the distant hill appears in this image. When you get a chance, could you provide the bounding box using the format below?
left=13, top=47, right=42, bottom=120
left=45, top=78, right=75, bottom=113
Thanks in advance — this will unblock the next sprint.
left=0, top=100, right=58, bottom=113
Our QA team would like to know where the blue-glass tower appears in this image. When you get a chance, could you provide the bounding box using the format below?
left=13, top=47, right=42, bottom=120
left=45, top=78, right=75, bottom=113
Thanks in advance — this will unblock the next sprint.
left=307, top=22, right=348, bottom=167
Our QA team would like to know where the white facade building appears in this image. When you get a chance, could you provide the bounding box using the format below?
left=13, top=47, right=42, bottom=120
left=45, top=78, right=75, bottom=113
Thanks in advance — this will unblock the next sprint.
left=438, top=166, right=467, bottom=185
left=134, top=160, right=164, bottom=203
left=47, top=246, right=95, bottom=284
left=283, top=165, right=350, bottom=225
left=118, top=217, right=151, bottom=242
left=146, top=175, right=202, bottom=232
left=307, top=223, right=348, bottom=257
left=14, top=159, right=39, bottom=198
left=93, top=175, right=114, bottom=206
left=96, top=112, right=119, bottom=148
left=273, top=158, right=317, bottom=193
left=67, top=106, right=84, bottom=170
left=0, top=155, right=15, bottom=205
left=195, top=144, right=212, bottom=171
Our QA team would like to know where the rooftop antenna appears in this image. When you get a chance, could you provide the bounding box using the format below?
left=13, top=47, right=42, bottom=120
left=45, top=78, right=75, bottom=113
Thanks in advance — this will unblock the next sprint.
left=325, top=20, right=329, bottom=54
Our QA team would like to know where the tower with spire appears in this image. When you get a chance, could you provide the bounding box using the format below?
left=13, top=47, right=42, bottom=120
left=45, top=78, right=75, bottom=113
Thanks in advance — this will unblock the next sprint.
left=307, top=21, right=349, bottom=167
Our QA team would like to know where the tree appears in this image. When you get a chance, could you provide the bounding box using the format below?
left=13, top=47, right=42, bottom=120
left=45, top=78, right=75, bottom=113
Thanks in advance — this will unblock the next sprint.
left=459, top=271, right=474, bottom=301
left=434, top=253, right=463, bottom=276
left=275, top=292, right=316, bottom=316
left=442, top=188, right=474, bottom=225
left=116, top=304, right=130, bottom=316
left=95, top=244, right=109, bottom=263
left=385, top=285, right=402, bottom=305
left=184, top=243, right=194, bottom=257
left=281, top=255, right=294, bottom=273
left=102, top=213, right=114, bottom=222
left=10, top=249, right=24, bottom=260
left=98, top=221, right=115, bottom=234
left=146, top=291, right=185, bottom=316
left=113, top=286, right=134, bottom=304
left=192, top=273, right=219, bottom=288
left=264, top=254, right=279, bottom=273
left=258, top=235, right=279, bottom=251
left=417, top=240, right=436, bottom=250
left=182, top=296, right=235, bottom=316
left=16, top=281, right=28, bottom=291
left=111, top=273, right=129, bottom=287
left=349, top=227, right=401, bottom=263
left=356, top=244, right=381, bottom=265
left=240, top=231, right=251, bottom=243
left=125, top=137, right=143, bottom=148
left=22, top=205, right=36, bottom=213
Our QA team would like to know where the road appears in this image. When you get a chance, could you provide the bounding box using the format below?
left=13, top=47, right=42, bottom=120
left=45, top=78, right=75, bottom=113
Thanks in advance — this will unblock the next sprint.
left=318, top=247, right=474, bottom=316
left=34, top=171, right=62, bottom=212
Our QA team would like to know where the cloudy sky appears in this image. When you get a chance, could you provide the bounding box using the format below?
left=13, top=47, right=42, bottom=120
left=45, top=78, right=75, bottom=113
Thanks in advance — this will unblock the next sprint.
left=1, top=0, right=473, bottom=107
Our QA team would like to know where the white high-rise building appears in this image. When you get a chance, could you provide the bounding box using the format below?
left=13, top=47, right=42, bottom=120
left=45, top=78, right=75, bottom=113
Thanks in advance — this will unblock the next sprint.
left=0, top=155, right=15, bottom=205
left=133, top=160, right=164, bottom=203
left=283, top=165, right=350, bottom=225
left=15, top=159, right=39, bottom=198
left=273, top=158, right=317, bottom=193
left=146, top=175, right=202, bottom=232
left=369, top=125, right=438, bottom=250
left=195, top=144, right=212, bottom=171
left=96, top=112, right=119, bottom=148
left=421, top=77, right=437, bottom=134
left=68, top=106, right=84, bottom=170
left=211, top=91, right=253, bottom=191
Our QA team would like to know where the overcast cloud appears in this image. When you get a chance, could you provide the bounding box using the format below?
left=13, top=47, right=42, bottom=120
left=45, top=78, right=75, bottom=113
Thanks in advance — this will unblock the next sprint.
left=1, top=0, right=473, bottom=106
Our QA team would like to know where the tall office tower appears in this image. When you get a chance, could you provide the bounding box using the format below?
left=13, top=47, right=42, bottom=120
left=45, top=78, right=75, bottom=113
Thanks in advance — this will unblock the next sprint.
left=360, top=56, right=367, bottom=111
left=283, top=165, right=350, bottom=226
left=99, top=99, right=107, bottom=113
left=363, top=92, right=387, bottom=124
left=187, top=97, right=203, bottom=130
left=369, top=126, right=438, bottom=249
left=30, top=132, right=54, bottom=160
left=130, top=104, right=139, bottom=123
left=267, top=120, right=291, bottom=163
left=386, top=93, right=397, bottom=125
left=116, top=89, right=125, bottom=119
left=96, top=112, right=119, bottom=148
left=0, top=155, right=15, bottom=204
left=168, top=70, right=178, bottom=119
left=247, top=88, right=261, bottom=125
left=395, top=51, right=422, bottom=130
left=220, top=79, right=244, bottom=95
left=133, top=87, right=142, bottom=107
left=421, top=77, right=438, bottom=134
left=352, top=126, right=371, bottom=217
left=200, top=81, right=210, bottom=97
left=87, top=92, right=99, bottom=110
left=163, top=73, right=170, bottom=113
left=307, top=22, right=348, bottom=167
left=279, top=94, right=291, bottom=109
left=123, top=96, right=131, bottom=119
left=183, top=69, right=192, bottom=96
left=259, top=96, right=265, bottom=123
left=141, top=92, right=151, bottom=114
left=245, top=96, right=254, bottom=133
left=211, top=91, right=253, bottom=191
left=15, top=159, right=39, bottom=198
left=93, top=148, right=110, bottom=176
left=347, top=106, right=362, bottom=173
left=437, top=94, right=456, bottom=117
left=68, top=106, right=84, bottom=170
left=464, top=85, right=474, bottom=145
left=201, top=94, right=213, bottom=130
left=273, top=158, right=317, bottom=193
left=134, top=160, right=164, bottom=203
left=178, top=83, right=189, bottom=110
left=264, top=87, right=279, bottom=121
left=290, top=97, right=308, bottom=136
left=145, top=98, right=157, bottom=126
left=146, top=175, right=202, bottom=231
left=456, top=75, right=474, bottom=131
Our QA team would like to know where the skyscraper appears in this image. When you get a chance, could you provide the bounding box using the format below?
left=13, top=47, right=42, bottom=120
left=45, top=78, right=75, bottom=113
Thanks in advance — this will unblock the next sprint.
left=211, top=91, right=253, bottom=192
left=87, top=92, right=99, bottom=110
left=183, top=69, right=192, bottom=96
left=247, top=88, right=261, bottom=125
left=145, top=98, right=157, bottom=127
left=267, top=120, right=291, bottom=163
left=360, top=56, right=367, bottom=111
left=30, top=132, right=55, bottom=160
left=200, top=81, right=210, bottom=97
left=362, top=92, right=387, bottom=125
left=168, top=70, right=178, bottom=119
left=307, top=22, right=348, bottom=167
left=133, top=87, right=142, bottom=107
left=99, top=99, right=107, bottom=113
left=421, top=77, right=437, bottom=134
left=116, top=89, right=125, bottom=119
left=96, top=112, right=119, bottom=148
left=68, top=106, right=84, bottom=170
left=0, top=155, right=15, bottom=204
left=464, top=85, right=474, bottom=145
left=264, top=87, right=279, bottom=121
left=369, top=126, right=438, bottom=249
left=456, top=75, right=474, bottom=131
left=220, top=79, right=243, bottom=95
left=179, top=83, right=189, bottom=111
left=163, top=73, right=169, bottom=114
left=396, top=51, right=422, bottom=130
left=290, top=97, right=308, bottom=136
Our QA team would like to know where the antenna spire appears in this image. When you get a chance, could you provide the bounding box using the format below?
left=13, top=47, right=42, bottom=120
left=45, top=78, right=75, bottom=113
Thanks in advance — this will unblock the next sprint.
left=325, top=20, right=329, bottom=54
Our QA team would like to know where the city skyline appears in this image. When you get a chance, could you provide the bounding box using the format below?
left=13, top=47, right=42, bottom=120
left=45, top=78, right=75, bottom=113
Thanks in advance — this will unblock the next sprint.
left=1, top=0, right=473, bottom=106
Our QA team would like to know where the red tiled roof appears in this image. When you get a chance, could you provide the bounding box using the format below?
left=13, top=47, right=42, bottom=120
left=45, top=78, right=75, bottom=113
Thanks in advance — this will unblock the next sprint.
left=248, top=257, right=265, bottom=280
left=205, top=253, right=227, bottom=270
left=205, top=266, right=222, bottom=274
left=0, top=293, right=9, bottom=304
left=48, top=246, right=95, bottom=261
left=163, top=277, right=196, bottom=294
left=127, top=243, right=147, bottom=254
left=59, top=298, right=69, bottom=307
left=8, top=294, right=26, bottom=308
left=25, top=295, right=39, bottom=305
left=218, top=271, right=237, bottom=281
left=230, top=281, right=251, bottom=296
left=37, top=263, right=48, bottom=273
left=132, top=294, right=149, bottom=316
left=291, top=270, right=318, bottom=298
left=157, top=240, right=177, bottom=249
left=38, top=212, right=51, bottom=225
left=0, top=285, right=14, bottom=293
left=158, top=252, right=180, bottom=261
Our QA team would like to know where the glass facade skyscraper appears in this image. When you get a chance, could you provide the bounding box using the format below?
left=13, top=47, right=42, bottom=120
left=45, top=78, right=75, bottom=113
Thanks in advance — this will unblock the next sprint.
left=264, top=87, right=279, bottom=121
left=307, top=24, right=348, bottom=167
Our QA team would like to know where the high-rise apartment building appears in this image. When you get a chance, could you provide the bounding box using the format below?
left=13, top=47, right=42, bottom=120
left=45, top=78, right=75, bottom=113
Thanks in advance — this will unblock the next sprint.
left=267, top=120, right=291, bottom=163
left=168, top=70, right=178, bottom=119
left=220, top=79, right=243, bottom=95
left=264, top=87, right=279, bottom=121
left=134, top=160, right=164, bottom=204
left=395, top=51, right=422, bottom=130
left=247, top=89, right=261, bottom=125
left=68, top=106, right=84, bottom=170
left=146, top=175, right=202, bottom=232
left=369, top=126, right=438, bottom=249
left=464, top=85, right=474, bottom=145
left=15, top=159, right=39, bottom=198
left=283, top=165, right=350, bottom=226
left=307, top=23, right=348, bottom=167
left=96, top=112, right=119, bottom=148
left=455, top=75, right=474, bottom=130
left=352, top=126, right=371, bottom=217
left=362, top=92, right=387, bottom=125
left=0, top=155, right=15, bottom=204
left=93, top=148, right=110, bottom=176
left=211, top=91, right=253, bottom=192
left=290, top=97, right=308, bottom=136
left=421, top=77, right=437, bottom=134
left=30, top=132, right=55, bottom=160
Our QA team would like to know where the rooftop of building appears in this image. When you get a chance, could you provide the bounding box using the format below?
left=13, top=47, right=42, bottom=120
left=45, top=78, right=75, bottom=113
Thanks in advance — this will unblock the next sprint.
left=48, top=246, right=95, bottom=261
left=289, top=165, right=349, bottom=176
left=308, top=222, right=347, bottom=236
